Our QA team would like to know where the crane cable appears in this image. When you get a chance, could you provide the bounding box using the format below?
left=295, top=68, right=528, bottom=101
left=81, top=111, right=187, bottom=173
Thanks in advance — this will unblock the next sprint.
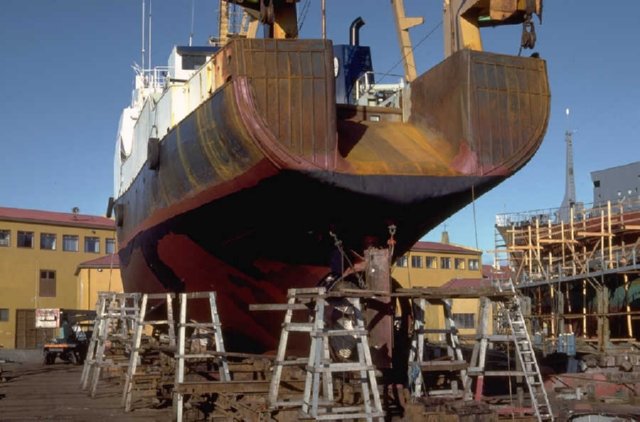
left=378, top=20, right=442, bottom=84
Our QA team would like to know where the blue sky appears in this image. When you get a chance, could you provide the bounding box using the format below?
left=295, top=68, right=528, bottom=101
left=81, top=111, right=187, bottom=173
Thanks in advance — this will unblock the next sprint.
left=1, top=1, right=639, bottom=260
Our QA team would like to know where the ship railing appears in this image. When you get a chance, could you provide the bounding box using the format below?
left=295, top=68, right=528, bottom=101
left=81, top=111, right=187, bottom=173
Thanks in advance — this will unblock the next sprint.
left=355, top=71, right=404, bottom=108
left=134, top=66, right=172, bottom=90
left=496, top=197, right=640, bottom=228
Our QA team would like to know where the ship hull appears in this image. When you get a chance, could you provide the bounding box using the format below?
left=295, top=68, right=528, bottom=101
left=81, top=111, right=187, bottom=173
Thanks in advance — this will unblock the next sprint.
left=115, top=39, right=550, bottom=352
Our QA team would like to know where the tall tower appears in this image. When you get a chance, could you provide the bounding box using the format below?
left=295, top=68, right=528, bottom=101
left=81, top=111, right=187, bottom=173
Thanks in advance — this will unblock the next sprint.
left=559, top=129, right=576, bottom=221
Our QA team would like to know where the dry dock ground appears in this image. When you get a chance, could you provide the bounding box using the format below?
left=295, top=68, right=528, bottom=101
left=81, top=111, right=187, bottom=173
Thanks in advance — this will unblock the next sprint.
left=0, top=360, right=170, bottom=421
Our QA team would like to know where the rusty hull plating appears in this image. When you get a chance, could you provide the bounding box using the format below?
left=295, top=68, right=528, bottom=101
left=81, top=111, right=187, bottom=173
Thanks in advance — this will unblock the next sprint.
left=116, top=38, right=550, bottom=352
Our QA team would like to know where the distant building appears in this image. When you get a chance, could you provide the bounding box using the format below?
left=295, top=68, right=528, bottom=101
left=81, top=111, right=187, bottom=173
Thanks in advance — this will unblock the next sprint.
left=392, top=238, right=489, bottom=339
left=75, top=254, right=122, bottom=310
left=0, top=207, right=118, bottom=348
left=393, top=240, right=482, bottom=288
left=591, top=161, right=640, bottom=207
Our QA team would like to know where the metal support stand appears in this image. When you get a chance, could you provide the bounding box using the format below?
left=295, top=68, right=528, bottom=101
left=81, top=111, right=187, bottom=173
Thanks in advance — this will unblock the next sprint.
left=173, top=291, right=229, bottom=422
left=268, top=287, right=384, bottom=421
left=122, top=292, right=176, bottom=411
left=80, top=292, right=140, bottom=397
left=408, top=297, right=469, bottom=399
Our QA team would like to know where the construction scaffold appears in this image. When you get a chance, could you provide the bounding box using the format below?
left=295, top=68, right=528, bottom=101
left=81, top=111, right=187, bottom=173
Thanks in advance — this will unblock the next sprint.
left=495, top=198, right=640, bottom=359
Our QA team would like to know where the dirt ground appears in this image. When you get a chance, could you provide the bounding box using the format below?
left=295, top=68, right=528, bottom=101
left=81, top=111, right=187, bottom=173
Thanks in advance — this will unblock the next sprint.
left=0, top=360, right=171, bottom=421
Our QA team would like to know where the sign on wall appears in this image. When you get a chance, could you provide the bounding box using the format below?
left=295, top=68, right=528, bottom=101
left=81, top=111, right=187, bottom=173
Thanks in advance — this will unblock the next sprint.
left=35, top=308, right=60, bottom=328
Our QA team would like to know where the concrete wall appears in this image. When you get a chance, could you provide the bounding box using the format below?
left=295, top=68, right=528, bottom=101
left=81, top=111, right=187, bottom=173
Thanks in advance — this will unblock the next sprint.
left=0, top=220, right=116, bottom=348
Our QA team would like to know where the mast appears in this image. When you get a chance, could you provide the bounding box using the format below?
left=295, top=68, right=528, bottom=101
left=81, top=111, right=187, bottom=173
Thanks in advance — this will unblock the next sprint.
left=141, top=0, right=146, bottom=69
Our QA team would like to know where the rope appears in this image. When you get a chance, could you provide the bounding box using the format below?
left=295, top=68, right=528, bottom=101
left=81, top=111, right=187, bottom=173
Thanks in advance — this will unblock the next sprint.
left=297, top=0, right=311, bottom=31
left=472, top=184, right=479, bottom=250
left=329, top=231, right=365, bottom=289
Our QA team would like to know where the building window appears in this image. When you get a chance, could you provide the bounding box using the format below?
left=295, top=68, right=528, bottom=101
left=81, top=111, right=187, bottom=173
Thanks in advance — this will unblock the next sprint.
left=63, top=235, right=79, bottom=252
left=453, top=313, right=475, bottom=329
left=0, top=230, right=10, bottom=247
left=39, top=270, right=56, bottom=297
left=40, top=233, right=57, bottom=250
left=0, top=308, right=8, bottom=322
left=396, top=255, right=408, bottom=268
left=105, top=238, right=116, bottom=254
left=440, top=257, right=451, bottom=269
left=468, top=259, right=480, bottom=271
left=411, top=255, right=422, bottom=268
left=17, top=231, right=34, bottom=248
left=84, top=236, right=100, bottom=253
left=455, top=258, right=466, bottom=270
left=425, top=256, right=437, bottom=269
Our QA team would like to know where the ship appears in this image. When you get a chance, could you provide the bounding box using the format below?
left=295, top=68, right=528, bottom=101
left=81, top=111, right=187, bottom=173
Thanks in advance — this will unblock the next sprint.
left=110, top=0, right=549, bottom=352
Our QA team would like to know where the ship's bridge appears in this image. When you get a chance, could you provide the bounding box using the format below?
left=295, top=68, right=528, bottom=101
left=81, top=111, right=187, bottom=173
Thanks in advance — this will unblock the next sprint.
left=167, top=46, right=219, bottom=82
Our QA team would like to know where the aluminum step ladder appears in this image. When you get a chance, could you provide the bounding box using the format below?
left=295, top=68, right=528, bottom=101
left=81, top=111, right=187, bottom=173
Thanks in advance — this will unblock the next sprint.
left=497, top=279, right=554, bottom=421
left=80, top=292, right=140, bottom=397
left=268, top=287, right=384, bottom=421
left=408, top=297, right=470, bottom=399
left=174, top=291, right=230, bottom=422
left=122, top=292, right=176, bottom=411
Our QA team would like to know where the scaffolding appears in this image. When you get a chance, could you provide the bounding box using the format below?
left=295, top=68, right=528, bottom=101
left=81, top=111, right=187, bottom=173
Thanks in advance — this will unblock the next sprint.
left=495, top=199, right=640, bottom=356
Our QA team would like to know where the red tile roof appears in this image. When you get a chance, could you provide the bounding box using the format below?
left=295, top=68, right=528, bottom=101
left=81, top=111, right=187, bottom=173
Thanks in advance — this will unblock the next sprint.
left=0, top=206, right=114, bottom=230
left=410, top=241, right=481, bottom=256
left=440, top=278, right=491, bottom=290
left=75, top=254, right=120, bottom=274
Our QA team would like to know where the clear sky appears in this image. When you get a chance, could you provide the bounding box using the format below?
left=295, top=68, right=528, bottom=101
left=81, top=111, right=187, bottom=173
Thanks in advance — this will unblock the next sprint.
left=1, top=1, right=639, bottom=261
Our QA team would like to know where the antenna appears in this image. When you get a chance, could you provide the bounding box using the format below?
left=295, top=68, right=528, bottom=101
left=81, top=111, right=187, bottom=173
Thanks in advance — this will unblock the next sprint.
left=148, top=0, right=152, bottom=69
left=141, top=0, right=146, bottom=69
left=189, top=0, right=196, bottom=46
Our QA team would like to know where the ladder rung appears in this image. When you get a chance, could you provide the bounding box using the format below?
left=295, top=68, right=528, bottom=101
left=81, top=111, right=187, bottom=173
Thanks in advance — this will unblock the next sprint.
left=141, top=320, right=172, bottom=324
left=308, top=363, right=376, bottom=372
left=275, top=358, right=309, bottom=366
left=311, top=329, right=368, bottom=337
left=283, top=322, right=314, bottom=332
left=180, top=322, right=221, bottom=328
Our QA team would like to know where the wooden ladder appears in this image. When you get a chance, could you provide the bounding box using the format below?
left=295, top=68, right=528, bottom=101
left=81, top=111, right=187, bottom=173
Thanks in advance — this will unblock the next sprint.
left=121, top=292, right=176, bottom=411
left=269, top=287, right=384, bottom=421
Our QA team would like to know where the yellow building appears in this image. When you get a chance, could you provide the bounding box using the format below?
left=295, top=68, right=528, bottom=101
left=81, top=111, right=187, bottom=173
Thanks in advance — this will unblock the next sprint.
left=75, top=254, right=122, bottom=310
left=392, top=240, right=489, bottom=339
left=0, top=207, right=117, bottom=348
left=393, top=240, right=482, bottom=288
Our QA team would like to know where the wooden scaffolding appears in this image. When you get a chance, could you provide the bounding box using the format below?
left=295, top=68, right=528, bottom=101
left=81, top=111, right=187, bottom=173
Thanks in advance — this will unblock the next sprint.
left=495, top=199, right=640, bottom=354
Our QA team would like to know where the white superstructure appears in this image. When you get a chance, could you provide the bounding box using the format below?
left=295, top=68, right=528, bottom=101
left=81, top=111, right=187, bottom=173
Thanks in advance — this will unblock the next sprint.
left=113, top=46, right=219, bottom=199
